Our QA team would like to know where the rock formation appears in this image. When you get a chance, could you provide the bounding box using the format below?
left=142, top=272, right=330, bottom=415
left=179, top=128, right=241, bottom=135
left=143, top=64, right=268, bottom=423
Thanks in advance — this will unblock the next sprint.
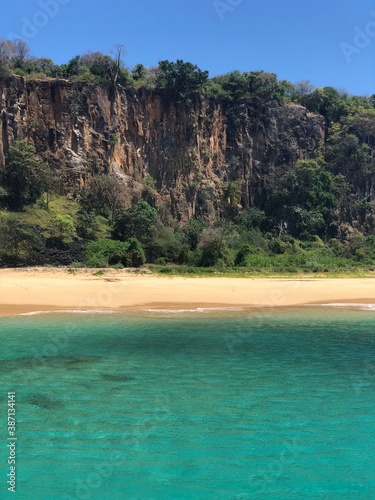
left=0, top=76, right=324, bottom=221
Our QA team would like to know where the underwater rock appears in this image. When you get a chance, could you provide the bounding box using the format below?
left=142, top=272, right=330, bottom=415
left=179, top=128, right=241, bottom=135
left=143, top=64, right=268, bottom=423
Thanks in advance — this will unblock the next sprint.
left=27, top=393, right=64, bottom=410
left=0, top=356, right=101, bottom=372
left=100, top=373, right=135, bottom=382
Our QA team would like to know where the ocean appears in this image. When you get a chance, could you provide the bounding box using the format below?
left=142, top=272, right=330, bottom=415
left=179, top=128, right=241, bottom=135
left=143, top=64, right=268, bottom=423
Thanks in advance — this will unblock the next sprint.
left=0, top=307, right=375, bottom=499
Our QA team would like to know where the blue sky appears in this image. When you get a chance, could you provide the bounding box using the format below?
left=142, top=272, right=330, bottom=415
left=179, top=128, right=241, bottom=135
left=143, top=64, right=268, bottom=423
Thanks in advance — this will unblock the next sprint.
left=2, top=0, right=374, bottom=95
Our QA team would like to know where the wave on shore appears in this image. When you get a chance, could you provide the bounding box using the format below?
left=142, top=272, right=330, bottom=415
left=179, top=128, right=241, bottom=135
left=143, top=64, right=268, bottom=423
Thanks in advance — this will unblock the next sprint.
left=19, top=309, right=118, bottom=316
left=318, top=303, right=375, bottom=311
left=142, top=307, right=245, bottom=314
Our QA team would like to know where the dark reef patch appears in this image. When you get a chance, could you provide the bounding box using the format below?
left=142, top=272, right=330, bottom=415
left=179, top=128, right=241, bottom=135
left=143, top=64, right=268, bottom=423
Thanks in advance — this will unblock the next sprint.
left=0, top=356, right=101, bottom=372
left=27, top=393, right=64, bottom=410
left=100, top=373, right=135, bottom=382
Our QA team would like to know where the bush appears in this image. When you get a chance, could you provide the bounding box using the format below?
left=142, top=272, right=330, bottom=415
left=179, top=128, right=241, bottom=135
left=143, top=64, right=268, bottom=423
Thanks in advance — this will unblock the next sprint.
left=76, top=209, right=99, bottom=239
left=154, top=257, right=168, bottom=265
left=237, top=207, right=266, bottom=230
left=85, top=238, right=145, bottom=267
left=146, top=225, right=188, bottom=263
left=80, top=175, right=125, bottom=223
left=198, top=227, right=229, bottom=267
left=0, top=216, right=41, bottom=265
left=50, top=214, right=76, bottom=244
left=5, top=141, right=45, bottom=210
left=112, top=201, right=158, bottom=243
left=182, top=218, right=207, bottom=250
left=269, top=238, right=292, bottom=255
left=126, top=238, right=146, bottom=267
left=235, top=244, right=252, bottom=266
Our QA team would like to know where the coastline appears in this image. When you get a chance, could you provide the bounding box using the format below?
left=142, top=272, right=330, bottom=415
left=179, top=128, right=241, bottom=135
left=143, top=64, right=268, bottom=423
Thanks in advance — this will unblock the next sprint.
left=1, top=268, right=375, bottom=316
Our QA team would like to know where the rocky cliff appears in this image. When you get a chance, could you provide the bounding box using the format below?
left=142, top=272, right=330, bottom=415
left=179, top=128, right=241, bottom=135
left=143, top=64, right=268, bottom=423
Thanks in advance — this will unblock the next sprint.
left=0, top=76, right=324, bottom=220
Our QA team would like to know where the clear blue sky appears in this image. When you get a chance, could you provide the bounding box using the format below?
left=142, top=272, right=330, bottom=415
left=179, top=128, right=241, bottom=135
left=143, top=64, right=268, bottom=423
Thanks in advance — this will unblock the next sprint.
left=2, top=0, right=374, bottom=95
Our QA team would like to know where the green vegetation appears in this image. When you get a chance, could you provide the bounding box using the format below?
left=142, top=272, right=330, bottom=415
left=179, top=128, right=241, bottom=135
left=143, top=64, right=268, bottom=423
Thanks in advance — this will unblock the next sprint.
left=1, top=180, right=375, bottom=273
left=1, top=39, right=375, bottom=274
left=155, top=60, right=209, bottom=104
left=50, top=214, right=76, bottom=244
left=0, top=216, right=40, bottom=265
left=206, top=70, right=288, bottom=102
left=85, top=238, right=145, bottom=268
left=1, top=38, right=371, bottom=110
left=112, top=201, right=158, bottom=244
left=4, top=141, right=45, bottom=210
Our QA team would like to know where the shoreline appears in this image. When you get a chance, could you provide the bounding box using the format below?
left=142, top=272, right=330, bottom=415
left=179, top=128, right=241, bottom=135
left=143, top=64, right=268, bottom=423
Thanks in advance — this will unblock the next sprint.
left=1, top=268, right=375, bottom=316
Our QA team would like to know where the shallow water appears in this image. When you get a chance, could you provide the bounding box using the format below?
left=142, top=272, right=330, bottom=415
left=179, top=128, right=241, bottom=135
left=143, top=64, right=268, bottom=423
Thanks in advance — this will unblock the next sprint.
left=0, top=308, right=375, bottom=499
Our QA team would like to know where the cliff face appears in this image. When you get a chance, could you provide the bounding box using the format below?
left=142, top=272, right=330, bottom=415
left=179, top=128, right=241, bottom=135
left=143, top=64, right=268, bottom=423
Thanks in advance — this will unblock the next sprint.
left=0, top=76, right=324, bottom=220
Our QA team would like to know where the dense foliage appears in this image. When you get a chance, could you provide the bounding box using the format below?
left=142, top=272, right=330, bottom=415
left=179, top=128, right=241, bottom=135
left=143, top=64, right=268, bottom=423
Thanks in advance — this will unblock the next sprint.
left=2, top=38, right=373, bottom=108
left=3, top=141, right=45, bottom=210
left=1, top=39, right=375, bottom=272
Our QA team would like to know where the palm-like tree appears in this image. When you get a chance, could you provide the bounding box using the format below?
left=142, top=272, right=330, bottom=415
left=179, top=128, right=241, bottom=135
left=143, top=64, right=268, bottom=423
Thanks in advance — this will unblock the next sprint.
left=222, top=181, right=241, bottom=208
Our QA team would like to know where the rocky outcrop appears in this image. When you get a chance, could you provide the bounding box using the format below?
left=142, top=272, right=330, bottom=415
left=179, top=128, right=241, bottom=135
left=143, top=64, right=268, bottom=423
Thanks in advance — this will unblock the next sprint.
left=0, top=76, right=324, bottom=220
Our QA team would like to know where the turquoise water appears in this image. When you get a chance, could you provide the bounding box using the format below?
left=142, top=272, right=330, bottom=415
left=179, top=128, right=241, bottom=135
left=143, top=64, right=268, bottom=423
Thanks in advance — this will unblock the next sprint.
left=0, top=308, right=375, bottom=499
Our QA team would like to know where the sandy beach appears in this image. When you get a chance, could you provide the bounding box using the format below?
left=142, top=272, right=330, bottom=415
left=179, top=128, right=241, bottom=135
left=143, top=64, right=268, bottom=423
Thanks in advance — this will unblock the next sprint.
left=0, top=268, right=374, bottom=315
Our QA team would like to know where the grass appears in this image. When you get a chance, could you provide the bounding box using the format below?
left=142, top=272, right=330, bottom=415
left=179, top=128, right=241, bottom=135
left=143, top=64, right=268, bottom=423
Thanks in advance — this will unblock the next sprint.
left=0, top=196, right=79, bottom=232
left=0, top=195, right=111, bottom=239
left=147, top=255, right=375, bottom=278
left=148, top=267, right=375, bottom=278
left=1, top=197, right=375, bottom=278
left=92, top=270, right=105, bottom=277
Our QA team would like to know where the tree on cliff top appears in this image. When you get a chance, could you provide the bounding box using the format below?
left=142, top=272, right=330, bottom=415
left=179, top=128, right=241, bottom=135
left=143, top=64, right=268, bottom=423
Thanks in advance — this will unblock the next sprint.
left=155, top=60, right=209, bottom=104
left=0, top=39, right=30, bottom=73
left=65, top=45, right=129, bottom=87
left=207, top=70, right=287, bottom=102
